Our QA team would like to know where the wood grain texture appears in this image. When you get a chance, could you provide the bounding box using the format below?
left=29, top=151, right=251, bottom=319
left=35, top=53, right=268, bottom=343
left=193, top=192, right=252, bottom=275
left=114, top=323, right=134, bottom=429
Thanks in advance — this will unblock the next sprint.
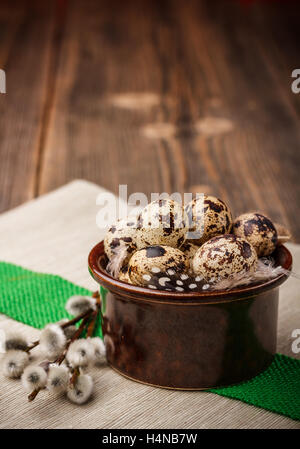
left=0, top=1, right=55, bottom=211
left=0, top=0, right=299, bottom=240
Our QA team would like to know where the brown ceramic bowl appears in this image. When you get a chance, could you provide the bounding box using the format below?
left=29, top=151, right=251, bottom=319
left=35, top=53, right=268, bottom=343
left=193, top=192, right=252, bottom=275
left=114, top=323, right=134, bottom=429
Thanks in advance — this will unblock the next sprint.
left=88, top=241, right=292, bottom=390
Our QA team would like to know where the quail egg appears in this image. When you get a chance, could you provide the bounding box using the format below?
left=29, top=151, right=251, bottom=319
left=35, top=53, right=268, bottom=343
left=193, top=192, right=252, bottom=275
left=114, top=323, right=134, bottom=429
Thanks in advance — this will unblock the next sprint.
left=118, top=266, right=132, bottom=284
left=185, top=195, right=232, bottom=245
left=135, top=199, right=188, bottom=250
left=192, top=234, right=257, bottom=281
left=233, top=212, right=277, bottom=257
left=179, top=241, right=200, bottom=265
left=131, top=268, right=204, bottom=292
left=128, top=245, right=189, bottom=287
left=104, top=217, right=138, bottom=262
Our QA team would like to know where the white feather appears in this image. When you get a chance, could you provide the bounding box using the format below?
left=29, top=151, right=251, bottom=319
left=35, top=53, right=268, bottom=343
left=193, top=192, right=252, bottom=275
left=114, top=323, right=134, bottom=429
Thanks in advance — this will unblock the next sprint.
left=106, top=243, right=129, bottom=277
left=209, top=259, right=290, bottom=291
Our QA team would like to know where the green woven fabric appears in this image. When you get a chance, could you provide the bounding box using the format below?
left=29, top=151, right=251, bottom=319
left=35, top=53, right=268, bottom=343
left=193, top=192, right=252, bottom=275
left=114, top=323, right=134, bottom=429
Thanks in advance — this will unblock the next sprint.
left=0, top=261, right=100, bottom=337
left=0, top=261, right=299, bottom=420
left=211, top=354, right=300, bottom=421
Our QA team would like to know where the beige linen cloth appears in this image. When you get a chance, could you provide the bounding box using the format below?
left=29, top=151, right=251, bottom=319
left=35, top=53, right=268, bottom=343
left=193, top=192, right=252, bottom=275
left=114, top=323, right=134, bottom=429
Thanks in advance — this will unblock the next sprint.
left=0, top=180, right=299, bottom=429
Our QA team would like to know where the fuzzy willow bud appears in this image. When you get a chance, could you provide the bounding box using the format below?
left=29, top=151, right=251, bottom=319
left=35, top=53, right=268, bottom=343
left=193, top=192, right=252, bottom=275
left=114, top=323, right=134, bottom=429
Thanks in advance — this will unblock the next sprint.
left=39, top=324, right=67, bottom=359
left=67, top=374, right=93, bottom=404
left=47, top=365, right=69, bottom=393
left=66, top=339, right=94, bottom=368
left=65, top=296, right=97, bottom=316
left=1, top=350, right=29, bottom=378
left=21, top=365, right=48, bottom=392
left=89, top=337, right=106, bottom=364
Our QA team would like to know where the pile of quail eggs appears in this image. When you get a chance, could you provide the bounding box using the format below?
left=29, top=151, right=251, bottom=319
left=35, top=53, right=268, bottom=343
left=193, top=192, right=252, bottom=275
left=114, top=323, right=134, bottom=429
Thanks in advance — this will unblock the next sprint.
left=104, top=195, right=283, bottom=292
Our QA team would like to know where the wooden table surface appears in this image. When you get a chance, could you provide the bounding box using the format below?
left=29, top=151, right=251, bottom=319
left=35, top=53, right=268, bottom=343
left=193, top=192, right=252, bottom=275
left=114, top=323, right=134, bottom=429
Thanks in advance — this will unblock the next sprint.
left=0, top=0, right=299, bottom=240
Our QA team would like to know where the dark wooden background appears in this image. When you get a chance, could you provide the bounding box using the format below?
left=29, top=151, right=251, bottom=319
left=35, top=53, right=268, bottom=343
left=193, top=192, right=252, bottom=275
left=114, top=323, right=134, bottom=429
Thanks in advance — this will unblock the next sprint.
left=0, top=0, right=299, bottom=240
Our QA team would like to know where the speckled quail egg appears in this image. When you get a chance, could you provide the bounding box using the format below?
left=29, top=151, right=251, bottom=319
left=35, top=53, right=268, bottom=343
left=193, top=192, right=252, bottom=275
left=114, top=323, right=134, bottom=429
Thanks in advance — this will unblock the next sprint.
left=179, top=241, right=200, bottom=265
left=104, top=217, right=138, bottom=262
left=185, top=195, right=232, bottom=245
left=233, top=212, right=277, bottom=257
left=133, top=269, right=205, bottom=292
left=118, top=265, right=132, bottom=284
left=128, top=245, right=189, bottom=288
left=135, top=199, right=188, bottom=250
left=192, top=234, right=257, bottom=281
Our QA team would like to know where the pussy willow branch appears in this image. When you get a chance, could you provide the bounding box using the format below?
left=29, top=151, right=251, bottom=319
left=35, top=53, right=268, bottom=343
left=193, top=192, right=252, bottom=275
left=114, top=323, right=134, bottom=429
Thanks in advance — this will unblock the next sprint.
left=27, top=388, right=41, bottom=402
left=25, top=340, right=39, bottom=353
left=25, top=292, right=100, bottom=354
left=56, top=315, right=91, bottom=366
left=70, top=293, right=101, bottom=388
left=70, top=366, right=81, bottom=387
left=27, top=315, right=91, bottom=402
left=69, top=315, right=92, bottom=388
left=86, top=293, right=101, bottom=338
left=27, top=292, right=101, bottom=402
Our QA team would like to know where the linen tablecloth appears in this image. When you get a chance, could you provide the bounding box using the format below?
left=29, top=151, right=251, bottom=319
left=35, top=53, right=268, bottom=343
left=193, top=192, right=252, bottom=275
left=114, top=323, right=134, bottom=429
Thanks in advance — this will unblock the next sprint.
left=0, top=180, right=299, bottom=429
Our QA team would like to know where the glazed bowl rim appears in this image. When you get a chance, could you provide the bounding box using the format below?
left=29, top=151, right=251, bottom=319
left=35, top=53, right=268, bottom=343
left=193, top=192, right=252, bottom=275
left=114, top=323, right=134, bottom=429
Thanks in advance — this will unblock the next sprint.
left=88, top=241, right=292, bottom=304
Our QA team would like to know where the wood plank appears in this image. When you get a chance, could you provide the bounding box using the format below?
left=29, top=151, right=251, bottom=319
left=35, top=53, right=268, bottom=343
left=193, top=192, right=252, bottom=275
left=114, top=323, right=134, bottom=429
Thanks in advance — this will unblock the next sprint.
left=191, top=0, right=300, bottom=236
left=39, top=0, right=167, bottom=198
left=0, top=0, right=55, bottom=212
left=39, top=0, right=300, bottom=240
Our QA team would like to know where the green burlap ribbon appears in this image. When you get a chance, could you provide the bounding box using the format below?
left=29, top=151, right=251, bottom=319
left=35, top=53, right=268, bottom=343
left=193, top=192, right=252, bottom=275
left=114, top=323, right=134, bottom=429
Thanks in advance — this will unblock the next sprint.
left=0, top=261, right=299, bottom=421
